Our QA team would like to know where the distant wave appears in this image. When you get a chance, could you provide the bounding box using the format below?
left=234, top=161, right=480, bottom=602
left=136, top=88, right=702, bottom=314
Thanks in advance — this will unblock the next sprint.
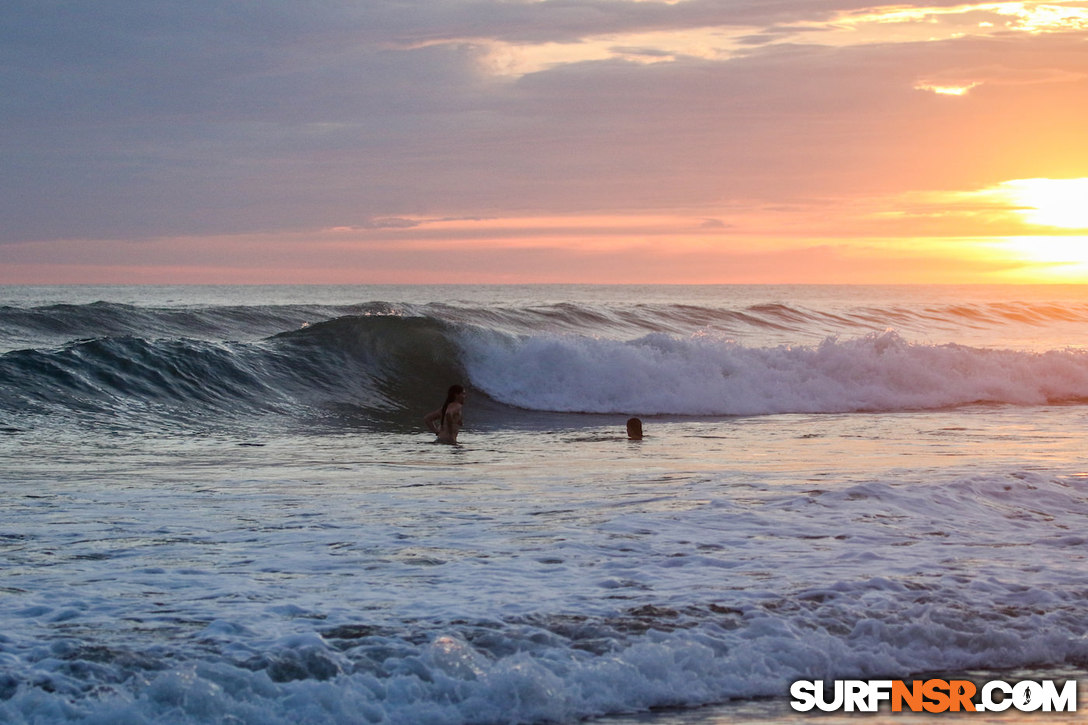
left=4, top=302, right=1088, bottom=428
left=6, top=299, right=1088, bottom=351
left=0, top=301, right=410, bottom=351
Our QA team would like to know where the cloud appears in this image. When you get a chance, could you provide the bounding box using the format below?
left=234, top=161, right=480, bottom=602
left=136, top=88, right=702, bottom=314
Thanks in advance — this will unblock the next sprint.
left=0, top=228, right=1029, bottom=285
left=2, top=0, right=1088, bottom=284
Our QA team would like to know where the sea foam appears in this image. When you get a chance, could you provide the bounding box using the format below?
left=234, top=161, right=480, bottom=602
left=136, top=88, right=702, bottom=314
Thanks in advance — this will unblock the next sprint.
left=461, top=329, right=1088, bottom=416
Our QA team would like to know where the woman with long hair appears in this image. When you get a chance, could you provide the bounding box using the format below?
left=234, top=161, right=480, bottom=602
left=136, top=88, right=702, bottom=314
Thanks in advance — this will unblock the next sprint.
left=423, top=384, right=466, bottom=444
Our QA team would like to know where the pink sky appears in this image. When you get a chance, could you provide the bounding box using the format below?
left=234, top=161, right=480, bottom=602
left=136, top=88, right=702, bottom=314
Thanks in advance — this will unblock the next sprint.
left=2, top=1, right=1087, bottom=284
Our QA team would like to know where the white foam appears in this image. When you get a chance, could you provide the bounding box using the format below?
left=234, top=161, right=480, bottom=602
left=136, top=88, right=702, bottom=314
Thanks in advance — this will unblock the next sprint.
left=2, top=605, right=1084, bottom=725
left=4, top=458, right=1088, bottom=724
left=460, top=330, right=1088, bottom=415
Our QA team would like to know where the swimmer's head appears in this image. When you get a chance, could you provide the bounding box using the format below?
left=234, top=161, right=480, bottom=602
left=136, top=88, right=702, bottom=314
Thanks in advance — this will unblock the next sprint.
left=626, top=417, right=643, bottom=440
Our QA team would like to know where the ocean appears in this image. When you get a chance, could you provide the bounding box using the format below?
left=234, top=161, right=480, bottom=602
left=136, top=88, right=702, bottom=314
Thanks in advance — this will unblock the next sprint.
left=2, top=284, right=1087, bottom=724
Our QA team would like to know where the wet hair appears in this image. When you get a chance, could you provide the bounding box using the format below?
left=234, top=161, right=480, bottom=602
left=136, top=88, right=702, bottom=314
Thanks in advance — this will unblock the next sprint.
left=440, top=385, right=465, bottom=429
left=626, top=417, right=643, bottom=440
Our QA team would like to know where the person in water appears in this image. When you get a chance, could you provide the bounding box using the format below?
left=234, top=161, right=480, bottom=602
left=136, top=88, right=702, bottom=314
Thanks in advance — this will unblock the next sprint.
left=626, top=417, right=643, bottom=440
left=424, top=384, right=466, bottom=444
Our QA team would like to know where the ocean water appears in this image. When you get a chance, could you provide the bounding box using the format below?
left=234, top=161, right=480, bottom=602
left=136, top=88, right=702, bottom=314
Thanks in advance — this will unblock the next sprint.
left=2, top=284, right=1088, bottom=724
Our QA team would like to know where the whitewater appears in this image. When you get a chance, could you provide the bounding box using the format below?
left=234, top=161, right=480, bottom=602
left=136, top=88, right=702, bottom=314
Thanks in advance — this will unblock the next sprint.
left=1, top=284, right=1087, bottom=724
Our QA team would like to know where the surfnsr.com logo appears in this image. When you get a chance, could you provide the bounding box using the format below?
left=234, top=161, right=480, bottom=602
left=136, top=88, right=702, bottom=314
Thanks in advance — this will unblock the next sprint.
left=790, top=679, right=1077, bottom=713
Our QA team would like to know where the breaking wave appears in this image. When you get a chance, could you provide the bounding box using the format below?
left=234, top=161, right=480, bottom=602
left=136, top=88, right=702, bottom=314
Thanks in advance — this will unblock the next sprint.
left=4, top=299, right=1088, bottom=429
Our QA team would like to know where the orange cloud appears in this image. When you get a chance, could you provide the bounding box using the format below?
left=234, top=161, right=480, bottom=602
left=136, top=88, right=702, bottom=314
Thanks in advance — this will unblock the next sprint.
left=6, top=182, right=1082, bottom=284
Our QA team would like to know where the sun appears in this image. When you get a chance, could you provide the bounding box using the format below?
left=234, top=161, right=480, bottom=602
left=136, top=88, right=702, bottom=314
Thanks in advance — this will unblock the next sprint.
left=992, top=233, right=1088, bottom=282
left=1002, top=236, right=1088, bottom=264
left=981, top=178, right=1088, bottom=280
left=999, top=178, right=1088, bottom=229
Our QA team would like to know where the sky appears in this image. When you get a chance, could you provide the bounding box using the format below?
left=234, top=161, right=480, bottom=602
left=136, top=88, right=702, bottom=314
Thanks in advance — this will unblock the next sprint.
left=2, top=0, right=1088, bottom=285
